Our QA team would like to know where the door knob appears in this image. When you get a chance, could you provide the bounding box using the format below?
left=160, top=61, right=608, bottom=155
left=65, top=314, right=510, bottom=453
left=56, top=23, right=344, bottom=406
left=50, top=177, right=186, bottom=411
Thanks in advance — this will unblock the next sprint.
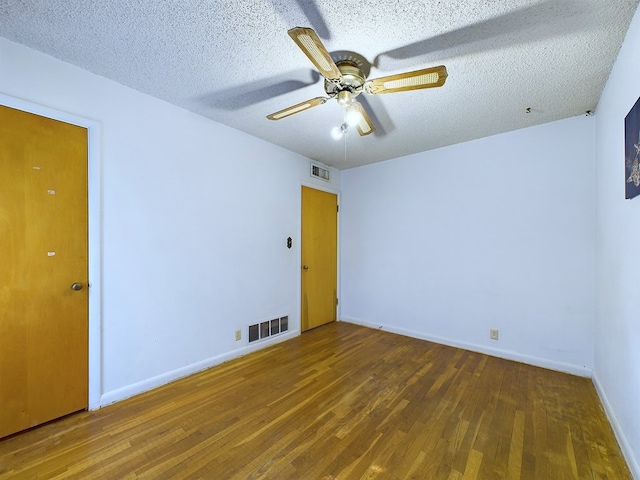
left=302, top=265, right=309, bottom=270
left=71, top=282, right=83, bottom=291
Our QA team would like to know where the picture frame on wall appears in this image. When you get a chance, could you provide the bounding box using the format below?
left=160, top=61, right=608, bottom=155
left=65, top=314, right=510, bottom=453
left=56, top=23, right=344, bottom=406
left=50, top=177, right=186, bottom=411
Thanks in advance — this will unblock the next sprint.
left=625, top=96, right=640, bottom=199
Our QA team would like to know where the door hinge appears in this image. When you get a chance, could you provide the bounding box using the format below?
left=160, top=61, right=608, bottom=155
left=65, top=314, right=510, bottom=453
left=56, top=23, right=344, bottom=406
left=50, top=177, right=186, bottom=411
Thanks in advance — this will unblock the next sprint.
left=336, top=297, right=339, bottom=305
left=337, top=205, right=339, bottom=213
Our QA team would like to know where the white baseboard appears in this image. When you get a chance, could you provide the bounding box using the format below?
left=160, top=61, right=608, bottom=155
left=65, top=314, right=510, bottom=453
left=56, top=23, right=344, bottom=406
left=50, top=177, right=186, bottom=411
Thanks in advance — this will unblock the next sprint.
left=98, top=330, right=299, bottom=407
left=592, top=373, right=640, bottom=479
left=339, top=317, right=592, bottom=377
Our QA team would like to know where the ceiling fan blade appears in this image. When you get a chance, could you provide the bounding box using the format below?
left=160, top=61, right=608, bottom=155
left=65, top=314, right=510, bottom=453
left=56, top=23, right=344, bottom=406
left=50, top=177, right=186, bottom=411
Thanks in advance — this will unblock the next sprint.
left=352, top=102, right=376, bottom=136
left=364, top=65, right=448, bottom=95
left=288, top=27, right=342, bottom=82
left=266, top=97, right=327, bottom=120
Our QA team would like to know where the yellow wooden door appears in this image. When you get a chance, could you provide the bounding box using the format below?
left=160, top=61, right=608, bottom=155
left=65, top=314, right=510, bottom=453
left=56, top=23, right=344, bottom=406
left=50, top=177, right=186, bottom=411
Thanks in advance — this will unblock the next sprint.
left=301, top=186, right=337, bottom=331
left=0, top=105, right=88, bottom=438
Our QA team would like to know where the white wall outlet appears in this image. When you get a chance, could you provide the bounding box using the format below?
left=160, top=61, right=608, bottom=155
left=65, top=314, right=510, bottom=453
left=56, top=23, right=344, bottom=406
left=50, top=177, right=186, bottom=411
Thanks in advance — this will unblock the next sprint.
left=490, top=328, right=499, bottom=340
left=235, top=329, right=241, bottom=341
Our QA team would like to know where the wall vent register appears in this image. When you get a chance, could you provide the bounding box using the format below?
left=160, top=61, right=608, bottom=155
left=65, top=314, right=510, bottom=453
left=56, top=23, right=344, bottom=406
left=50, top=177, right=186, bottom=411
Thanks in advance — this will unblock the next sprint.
left=311, top=163, right=330, bottom=181
left=248, top=316, right=289, bottom=343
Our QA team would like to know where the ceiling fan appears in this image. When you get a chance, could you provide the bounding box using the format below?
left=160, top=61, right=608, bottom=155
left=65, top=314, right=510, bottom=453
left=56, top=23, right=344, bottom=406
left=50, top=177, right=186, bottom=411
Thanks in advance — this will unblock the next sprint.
left=266, top=27, right=448, bottom=136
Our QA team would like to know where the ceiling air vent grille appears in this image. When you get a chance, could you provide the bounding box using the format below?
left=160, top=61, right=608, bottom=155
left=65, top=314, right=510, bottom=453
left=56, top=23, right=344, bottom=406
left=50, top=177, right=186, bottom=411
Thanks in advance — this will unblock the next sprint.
left=311, top=163, right=330, bottom=182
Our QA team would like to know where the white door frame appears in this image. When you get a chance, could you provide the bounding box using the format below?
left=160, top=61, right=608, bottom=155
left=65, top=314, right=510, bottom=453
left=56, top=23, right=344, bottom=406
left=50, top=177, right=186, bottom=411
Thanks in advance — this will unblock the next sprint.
left=0, top=93, right=103, bottom=409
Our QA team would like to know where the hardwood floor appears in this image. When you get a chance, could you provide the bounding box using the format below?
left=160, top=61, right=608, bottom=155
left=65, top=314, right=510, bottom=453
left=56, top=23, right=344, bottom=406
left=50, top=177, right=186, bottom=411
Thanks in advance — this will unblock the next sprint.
left=0, top=322, right=630, bottom=479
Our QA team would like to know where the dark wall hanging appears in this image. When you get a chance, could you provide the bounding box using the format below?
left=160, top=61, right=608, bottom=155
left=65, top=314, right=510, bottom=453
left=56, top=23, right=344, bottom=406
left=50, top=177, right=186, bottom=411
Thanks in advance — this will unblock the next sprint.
left=625, top=96, right=640, bottom=199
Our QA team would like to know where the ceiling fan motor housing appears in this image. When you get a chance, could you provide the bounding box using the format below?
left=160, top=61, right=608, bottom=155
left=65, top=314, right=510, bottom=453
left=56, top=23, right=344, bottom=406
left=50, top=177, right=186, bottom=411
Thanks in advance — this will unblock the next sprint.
left=324, top=60, right=366, bottom=101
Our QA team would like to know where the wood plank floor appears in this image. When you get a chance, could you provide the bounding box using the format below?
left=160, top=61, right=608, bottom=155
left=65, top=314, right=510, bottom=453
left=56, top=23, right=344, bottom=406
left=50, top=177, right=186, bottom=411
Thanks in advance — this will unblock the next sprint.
left=0, top=322, right=631, bottom=479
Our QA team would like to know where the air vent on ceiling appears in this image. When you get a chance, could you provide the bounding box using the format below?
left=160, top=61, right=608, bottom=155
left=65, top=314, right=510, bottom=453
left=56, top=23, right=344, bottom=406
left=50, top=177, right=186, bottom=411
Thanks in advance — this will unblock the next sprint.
left=311, top=163, right=330, bottom=182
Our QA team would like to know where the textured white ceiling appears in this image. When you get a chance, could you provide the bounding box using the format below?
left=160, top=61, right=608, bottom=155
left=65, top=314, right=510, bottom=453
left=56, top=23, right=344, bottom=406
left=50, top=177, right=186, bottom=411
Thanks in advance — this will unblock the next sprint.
left=1, top=0, right=638, bottom=169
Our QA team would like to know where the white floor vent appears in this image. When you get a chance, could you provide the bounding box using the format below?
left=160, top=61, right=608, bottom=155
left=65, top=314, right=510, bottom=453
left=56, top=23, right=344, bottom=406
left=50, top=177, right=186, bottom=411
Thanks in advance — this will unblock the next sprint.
left=248, top=315, right=289, bottom=343
left=311, top=163, right=330, bottom=182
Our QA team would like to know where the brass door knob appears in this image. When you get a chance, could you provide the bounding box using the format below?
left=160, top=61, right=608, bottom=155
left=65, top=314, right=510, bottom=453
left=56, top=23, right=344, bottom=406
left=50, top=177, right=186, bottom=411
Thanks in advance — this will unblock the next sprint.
left=302, top=265, right=309, bottom=270
left=71, top=282, right=83, bottom=291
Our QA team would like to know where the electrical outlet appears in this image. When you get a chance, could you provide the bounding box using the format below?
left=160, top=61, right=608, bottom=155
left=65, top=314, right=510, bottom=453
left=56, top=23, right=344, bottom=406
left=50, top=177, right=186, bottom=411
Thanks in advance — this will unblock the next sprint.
left=235, top=330, right=241, bottom=341
left=490, top=328, right=499, bottom=340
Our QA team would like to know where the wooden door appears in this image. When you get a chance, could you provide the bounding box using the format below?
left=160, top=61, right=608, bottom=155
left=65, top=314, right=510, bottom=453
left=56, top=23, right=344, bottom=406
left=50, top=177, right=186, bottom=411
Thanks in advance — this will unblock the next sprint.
left=0, top=105, right=88, bottom=438
left=301, top=186, right=337, bottom=331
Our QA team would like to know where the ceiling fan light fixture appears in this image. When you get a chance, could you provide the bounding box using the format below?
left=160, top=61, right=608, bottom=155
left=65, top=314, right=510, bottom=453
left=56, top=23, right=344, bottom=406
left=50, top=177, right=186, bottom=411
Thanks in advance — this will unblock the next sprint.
left=344, top=104, right=361, bottom=126
left=337, top=90, right=352, bottom=106
left=331, top=123, right=348, bottom=140
left=351, top=102, right=376, bottom=136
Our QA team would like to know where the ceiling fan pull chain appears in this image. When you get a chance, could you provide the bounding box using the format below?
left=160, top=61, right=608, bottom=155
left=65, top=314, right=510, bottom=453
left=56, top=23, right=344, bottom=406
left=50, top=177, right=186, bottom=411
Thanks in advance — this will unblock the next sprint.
left=344, top=128, right=348, bottom=163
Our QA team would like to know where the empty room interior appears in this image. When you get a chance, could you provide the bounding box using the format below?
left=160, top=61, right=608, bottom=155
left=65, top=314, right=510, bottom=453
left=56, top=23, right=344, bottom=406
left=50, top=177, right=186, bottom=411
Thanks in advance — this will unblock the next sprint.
left=1, top=1, right=640, bottom=478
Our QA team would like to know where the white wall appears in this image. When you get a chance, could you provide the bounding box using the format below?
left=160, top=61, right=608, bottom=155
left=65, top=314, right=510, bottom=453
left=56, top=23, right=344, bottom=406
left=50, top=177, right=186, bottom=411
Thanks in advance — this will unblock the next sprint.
left=0, top=37, right=340, bottom=406
left=340, top=115, right=596, bottom=375
left=593, top=4, right=640, bottom=477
